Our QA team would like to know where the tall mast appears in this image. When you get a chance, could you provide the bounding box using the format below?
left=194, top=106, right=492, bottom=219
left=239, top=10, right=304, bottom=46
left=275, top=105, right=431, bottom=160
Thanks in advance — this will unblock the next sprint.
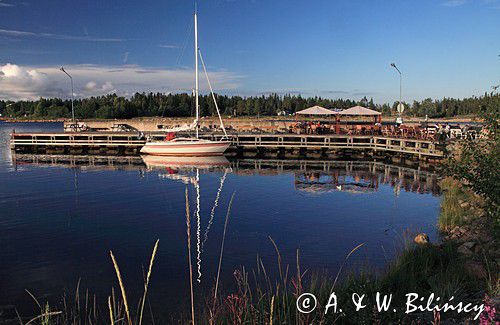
left=194, top=8, right=199, bottom=138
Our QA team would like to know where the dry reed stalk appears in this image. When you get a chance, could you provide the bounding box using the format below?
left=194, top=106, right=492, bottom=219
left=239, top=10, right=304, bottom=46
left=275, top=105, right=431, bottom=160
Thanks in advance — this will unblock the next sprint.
left=268, top=237, right=283, bottom=282
left=295, top=249, right=300, bottom=323
left=296, top=249, right=301, bottom=294
left=331, top=242, right=365, bottom=291
left=108, top=296, right=114, bottom=325
left=270, top=295, right=275, bottom=325
left=147, top=299, right=155, bottom=325
left=85, top=288, right=88, bottom=319
left=269, top=235, right=289, bottom=312
left=139, top=239, right=160, bottom=325
left=14, top=308, right=23, bottom=325
left=62, top=293, right=67, bottom=320
left=25, top=289, right=41, bottom=309
left=111, top=287, right=117, bottom=318
left=185, top=187, right=195, bottom=325
left=109, top=250, right=132, bottom=325
left=25, top=311, right=62, bottom=325
left=213, top=192, right=236, bottom=309
left=258, top=257, right=272, bottom=293
left=75, top=278, right=81, bottom=314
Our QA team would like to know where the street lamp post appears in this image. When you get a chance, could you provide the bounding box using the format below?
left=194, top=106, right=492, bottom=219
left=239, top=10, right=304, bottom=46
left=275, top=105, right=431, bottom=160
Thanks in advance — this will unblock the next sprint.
left=5, top=103, right=14, bottom=118
left=60, top=66, right=75, bottom=123
left=390, top=63, right=403, bottom=124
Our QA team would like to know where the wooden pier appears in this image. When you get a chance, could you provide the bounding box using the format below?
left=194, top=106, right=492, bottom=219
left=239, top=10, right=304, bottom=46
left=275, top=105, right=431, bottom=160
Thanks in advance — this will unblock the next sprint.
left=10, top=132, right=445, bottom=159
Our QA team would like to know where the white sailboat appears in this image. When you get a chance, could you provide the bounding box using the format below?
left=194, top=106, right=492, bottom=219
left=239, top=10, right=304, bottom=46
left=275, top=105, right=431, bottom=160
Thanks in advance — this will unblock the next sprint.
left=140, top=9, right=231, bottom=157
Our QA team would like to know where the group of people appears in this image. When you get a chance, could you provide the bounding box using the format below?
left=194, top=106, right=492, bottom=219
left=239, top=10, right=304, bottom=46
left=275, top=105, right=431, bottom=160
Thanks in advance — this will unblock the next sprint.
left=290, top=121, right=334, bottom=135
left=289, top=121, right=479, bottom=141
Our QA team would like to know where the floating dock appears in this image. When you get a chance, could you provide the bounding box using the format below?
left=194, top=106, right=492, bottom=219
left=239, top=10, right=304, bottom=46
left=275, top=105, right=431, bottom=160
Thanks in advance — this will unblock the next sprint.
left=10, top=132, right=445, bottom=160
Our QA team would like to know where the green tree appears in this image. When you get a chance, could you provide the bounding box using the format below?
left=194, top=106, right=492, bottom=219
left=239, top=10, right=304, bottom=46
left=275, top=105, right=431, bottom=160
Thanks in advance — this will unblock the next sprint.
left=446, top=111, right=499, bottom=222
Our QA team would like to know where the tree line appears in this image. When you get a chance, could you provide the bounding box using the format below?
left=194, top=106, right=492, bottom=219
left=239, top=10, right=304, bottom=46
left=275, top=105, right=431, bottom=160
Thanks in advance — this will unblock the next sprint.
left=0, top=92, right=498, bottom=119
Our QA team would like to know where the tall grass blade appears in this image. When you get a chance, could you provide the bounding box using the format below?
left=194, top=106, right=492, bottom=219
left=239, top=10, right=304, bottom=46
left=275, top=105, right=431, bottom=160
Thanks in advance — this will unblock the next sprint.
left=108, top=296, right=114, bottom=325
left=25, top=311, right=62, bottom=325
left=139, top=239, right=159, bottom=325
left=331, top=242, right=365, bottom=291
left=269, top=295, right=275, bottom=325
left=24, top=289, right=41, bottom=309
left=214, top=192, right=236, bottom=308
left=109, top=250, right=132, bottom=325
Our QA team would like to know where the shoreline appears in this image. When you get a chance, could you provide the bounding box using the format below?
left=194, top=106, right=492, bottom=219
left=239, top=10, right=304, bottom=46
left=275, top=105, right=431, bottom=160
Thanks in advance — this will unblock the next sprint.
left=1, top=115, right=482, bottom=124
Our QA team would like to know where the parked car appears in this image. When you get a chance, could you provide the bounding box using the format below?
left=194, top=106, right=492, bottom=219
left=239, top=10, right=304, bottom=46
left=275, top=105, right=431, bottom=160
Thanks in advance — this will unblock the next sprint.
left=64, top=122, right=89, bottom=132
left=110, top=124, right=138, bottom=132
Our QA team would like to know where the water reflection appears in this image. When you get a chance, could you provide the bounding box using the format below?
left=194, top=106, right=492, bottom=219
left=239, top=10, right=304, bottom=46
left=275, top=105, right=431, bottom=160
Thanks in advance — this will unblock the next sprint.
left=11, top=154, right=440, bottom=196
left=294, top=165, right=439, bottom=196
left=3, top=152, right=443, bottom=318
left=142, top=155, right=231, bottom=172
left=143, top=155, right=231, bottom=284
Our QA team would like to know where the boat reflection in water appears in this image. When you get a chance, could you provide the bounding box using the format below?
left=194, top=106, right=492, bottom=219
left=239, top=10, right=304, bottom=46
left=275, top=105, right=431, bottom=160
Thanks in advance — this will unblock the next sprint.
left=142, top=154, right=231, bottom=284
left=141, top=155, right=230, bottom=172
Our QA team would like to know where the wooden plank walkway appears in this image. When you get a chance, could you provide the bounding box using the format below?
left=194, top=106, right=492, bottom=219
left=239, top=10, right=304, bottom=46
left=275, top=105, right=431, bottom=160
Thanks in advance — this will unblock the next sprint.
left=10, top=132, right=445, bottom=158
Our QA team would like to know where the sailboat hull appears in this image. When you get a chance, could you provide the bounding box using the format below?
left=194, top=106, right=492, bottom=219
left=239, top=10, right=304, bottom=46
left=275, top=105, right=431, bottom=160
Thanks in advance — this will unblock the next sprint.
left=140, top=140, right=231, bottom=156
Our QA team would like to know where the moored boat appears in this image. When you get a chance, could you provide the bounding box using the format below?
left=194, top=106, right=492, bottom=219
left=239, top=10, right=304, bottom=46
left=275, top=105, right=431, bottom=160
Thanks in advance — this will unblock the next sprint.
left=140, top=138, right=230, bottom=156
left=141, top=7, right=230, bottom=157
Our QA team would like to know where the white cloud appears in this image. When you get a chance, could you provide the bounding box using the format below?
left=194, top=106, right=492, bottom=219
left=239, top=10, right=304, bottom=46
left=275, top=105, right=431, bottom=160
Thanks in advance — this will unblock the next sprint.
left=84, top=81, right=97, bottom=90
left=159, top=44, right=180, bottom=49
left=102, top=81, right=114, bottom=92
left=441, top=0, right=500, bottom=6
left=0, top=63, right=243, bottom=100
left=84, top=80, right=115, bottom=96
left=0, top=28, right=125, bottom=42
left=0, top=1, right=14, bottom=7
left=0, top=63, right=59, bottom=100
left=442, top=0, right=467, bottom=6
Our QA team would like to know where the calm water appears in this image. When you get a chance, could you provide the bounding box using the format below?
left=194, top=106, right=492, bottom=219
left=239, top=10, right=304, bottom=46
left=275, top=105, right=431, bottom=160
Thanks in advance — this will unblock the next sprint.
left=0, top=122, right=442, bottom=319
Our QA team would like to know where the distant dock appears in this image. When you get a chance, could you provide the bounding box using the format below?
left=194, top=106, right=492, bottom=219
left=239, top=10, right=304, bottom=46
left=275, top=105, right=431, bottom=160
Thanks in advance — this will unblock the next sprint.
left=10, top=132, right=445, bottom=160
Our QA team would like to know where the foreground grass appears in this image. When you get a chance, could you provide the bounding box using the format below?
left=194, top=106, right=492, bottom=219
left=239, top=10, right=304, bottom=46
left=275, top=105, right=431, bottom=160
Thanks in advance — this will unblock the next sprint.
left=200, top=242, right=482, bottom=324
left=14, top=240, right=488, bottom=324
left=438, top=177, right=483, bottom=231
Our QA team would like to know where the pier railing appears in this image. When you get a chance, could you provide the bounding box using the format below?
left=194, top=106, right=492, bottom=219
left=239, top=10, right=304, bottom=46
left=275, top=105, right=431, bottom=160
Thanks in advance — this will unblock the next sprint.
left=199, top=133, right=444, bottom=157
left=10, top=132, right=445, bottom=158
left=10, top=132, right=145, bottom=147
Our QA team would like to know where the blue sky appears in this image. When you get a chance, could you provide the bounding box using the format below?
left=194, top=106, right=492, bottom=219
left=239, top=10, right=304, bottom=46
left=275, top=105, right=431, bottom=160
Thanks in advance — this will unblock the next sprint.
left=0, top=0, right=499, bottom=103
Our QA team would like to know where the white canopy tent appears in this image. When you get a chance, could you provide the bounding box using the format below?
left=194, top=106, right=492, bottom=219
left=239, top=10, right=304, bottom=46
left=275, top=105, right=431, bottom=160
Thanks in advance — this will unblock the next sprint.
left=340, top=106, right=381, bottom=116
left=296, top=105, right=338, bottom=116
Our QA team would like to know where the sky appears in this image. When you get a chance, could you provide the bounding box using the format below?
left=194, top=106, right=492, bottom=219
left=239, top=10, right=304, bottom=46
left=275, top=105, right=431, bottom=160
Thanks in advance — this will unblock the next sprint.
left=0, top=0, right=499, bottom=103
